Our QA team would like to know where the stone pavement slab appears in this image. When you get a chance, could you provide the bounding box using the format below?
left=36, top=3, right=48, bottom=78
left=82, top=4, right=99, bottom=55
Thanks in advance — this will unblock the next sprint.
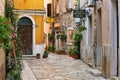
left=21, top=60, right=37, bottom=80
left=22, top=53, right=110, bottom=80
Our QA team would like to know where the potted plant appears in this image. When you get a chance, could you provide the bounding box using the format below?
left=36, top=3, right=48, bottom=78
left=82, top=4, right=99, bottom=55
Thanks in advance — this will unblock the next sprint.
left=57, top=33, right=67, bottom=42
left=47, top=46, right=55, bottom=53
left=72, top=26, right=86, bottom=59
left=43, top=50, right=49, bottom=58
left=57, top=49, right=66, bottom=55
left=69, top=48, right=79, bottom=59
left=36, top=53, right=40, bottom=59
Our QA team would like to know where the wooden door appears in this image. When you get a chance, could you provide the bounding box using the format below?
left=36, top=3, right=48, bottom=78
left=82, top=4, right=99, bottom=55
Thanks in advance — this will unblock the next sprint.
left=18, top=25, right=33, bottom=55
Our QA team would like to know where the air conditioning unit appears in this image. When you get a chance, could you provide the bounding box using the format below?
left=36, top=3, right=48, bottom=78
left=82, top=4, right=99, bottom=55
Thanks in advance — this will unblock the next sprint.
left=87, top=0, right=94, bottom=7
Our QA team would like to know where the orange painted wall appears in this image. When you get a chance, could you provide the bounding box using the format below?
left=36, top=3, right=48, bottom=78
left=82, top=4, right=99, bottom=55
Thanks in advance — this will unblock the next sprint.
left=14, top=0, right=44, bottom=10
left=14, top=0, right=44, bottom=44
left=32, top=15, right=44, bottom=44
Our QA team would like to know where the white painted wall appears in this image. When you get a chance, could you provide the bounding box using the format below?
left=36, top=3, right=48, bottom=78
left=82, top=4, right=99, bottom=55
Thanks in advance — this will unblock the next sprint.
left=34, top=44, right=45, bottom=56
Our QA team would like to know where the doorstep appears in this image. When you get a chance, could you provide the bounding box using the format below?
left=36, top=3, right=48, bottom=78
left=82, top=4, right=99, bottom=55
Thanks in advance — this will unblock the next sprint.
left=110, top=76, right=119, bottom=80
left=89, top=69, right=102, bottom=77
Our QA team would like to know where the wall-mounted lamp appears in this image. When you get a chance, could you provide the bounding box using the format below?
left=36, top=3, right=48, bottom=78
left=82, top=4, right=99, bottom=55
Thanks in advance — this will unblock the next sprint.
left=73, top=0, right=78, bottom=6
left=73, top=0, right=80, bottom=10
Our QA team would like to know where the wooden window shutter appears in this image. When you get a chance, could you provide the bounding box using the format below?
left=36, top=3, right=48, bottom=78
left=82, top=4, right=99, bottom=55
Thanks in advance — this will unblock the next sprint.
left=47, top=3, right=52, bottom=17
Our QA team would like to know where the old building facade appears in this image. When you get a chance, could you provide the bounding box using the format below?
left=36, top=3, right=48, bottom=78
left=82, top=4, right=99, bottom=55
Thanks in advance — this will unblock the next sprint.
left=53, top=0, right=79, bottom=50
left=45, top=0, right=120, bottom=79
left=80, top=0, right=120, bottom=79
left=13, top=0, right=45, bottom=56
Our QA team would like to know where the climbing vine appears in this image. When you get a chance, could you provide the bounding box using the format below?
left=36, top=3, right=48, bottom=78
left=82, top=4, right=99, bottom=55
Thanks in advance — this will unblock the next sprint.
left=2, top=0, right=23, bottom=80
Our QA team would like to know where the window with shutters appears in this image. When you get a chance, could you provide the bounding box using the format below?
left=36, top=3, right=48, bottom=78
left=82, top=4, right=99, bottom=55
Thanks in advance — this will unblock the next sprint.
left=47, top=3, right=52, bottom=17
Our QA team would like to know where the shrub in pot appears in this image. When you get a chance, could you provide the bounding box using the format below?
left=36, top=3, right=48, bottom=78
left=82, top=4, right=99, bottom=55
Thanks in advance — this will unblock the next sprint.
left=69, top=48, right=79, bottom=59
left=57, top=33, right=67, bottom=42
left=47, top=46, right=55, bottom=53
left=43, top=50, right=49, bottom=58
left=73, top=26, right=86, bottom=59
left=56, top=49, right=66, bottom=55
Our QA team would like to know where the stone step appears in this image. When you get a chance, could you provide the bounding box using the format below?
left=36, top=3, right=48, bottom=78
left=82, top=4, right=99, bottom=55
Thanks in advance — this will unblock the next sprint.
left=22, top=56, right=35, bottom=60
left=110, top=76, right=119, bottom=80
left=90, top=69, right=102, bottom=77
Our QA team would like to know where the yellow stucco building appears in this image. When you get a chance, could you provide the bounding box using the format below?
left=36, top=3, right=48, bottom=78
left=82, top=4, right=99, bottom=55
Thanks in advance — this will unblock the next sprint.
left=14, top=0, right=45, bottom=56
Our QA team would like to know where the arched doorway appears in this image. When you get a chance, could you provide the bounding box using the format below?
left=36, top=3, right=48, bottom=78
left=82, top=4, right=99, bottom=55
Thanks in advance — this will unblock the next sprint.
left=18, top=17, right=33, bottom=55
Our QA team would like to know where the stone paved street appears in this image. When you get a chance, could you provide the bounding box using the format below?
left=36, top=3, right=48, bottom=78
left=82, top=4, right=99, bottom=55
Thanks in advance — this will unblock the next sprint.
left=22, top=53, right=109, bottom=80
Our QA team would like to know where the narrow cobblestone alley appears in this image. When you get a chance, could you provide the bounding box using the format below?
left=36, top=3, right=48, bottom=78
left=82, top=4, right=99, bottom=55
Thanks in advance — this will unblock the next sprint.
left=22, top=53, right=109, bottom=80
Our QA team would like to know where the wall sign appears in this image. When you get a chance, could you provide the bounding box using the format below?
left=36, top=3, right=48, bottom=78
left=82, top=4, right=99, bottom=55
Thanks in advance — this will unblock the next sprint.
left=73, top=9, right=86, bottom=18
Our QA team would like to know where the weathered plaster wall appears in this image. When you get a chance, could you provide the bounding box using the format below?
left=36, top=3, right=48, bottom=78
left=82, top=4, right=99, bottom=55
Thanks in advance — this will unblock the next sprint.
left=0, top=48, right=5, bottom=80
left=0, top=0, right=5, bottom=16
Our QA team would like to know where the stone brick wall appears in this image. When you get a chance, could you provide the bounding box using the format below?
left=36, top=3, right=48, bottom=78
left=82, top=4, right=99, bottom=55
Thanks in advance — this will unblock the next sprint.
left=0, top=0, right=5, bottom=16
left=55, top=0, right=77, bottom=50
left=0, top=48, right=5, bottom=80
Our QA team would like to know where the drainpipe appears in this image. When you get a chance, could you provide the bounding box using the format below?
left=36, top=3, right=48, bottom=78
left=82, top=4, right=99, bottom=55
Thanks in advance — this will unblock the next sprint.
left=116, top=0, right=119, bottom=76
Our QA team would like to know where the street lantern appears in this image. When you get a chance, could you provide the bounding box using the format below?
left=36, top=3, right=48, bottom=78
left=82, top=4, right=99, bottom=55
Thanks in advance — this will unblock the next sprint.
left=73, top=0, right=78, bottom=6
left=73, top=0, right=80, bottom=10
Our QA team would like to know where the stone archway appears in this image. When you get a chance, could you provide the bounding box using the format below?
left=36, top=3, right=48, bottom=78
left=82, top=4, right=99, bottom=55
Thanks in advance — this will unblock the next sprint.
left=18, top=17, right=33, bottom=55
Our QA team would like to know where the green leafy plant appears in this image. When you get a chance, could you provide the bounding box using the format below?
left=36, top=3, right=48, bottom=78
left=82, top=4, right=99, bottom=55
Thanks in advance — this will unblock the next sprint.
left=55, top=49, right=66, bottom=55
left=69, top=48, right=79, bottom=55
left=69, top=48, right=79, bottom=59
left=0, top=15, right=23, bottom=80
left=3, top=0, right=23, bottom=79
left=57, top=33, right=67, bottom=41
left=48, top=33, right=54, bottom=42
left=47, top=46, right=55, bottom=51
left=0, top=16, right=13, bottom=48
left=43, top=50, right=49, bottom=58
left=72, top=26, right=86, bottom=59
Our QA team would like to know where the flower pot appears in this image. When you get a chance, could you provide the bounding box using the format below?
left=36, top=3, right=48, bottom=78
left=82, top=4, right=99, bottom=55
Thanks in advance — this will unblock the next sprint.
left=72, top=54, right=79, bottom=59
left=36, top=54, right=40, bottom=59
left=69, top=54, right=72, bottom=57
left=49, top=50, right=54, bottom=53
left=43, top=55, right=48, bottom=58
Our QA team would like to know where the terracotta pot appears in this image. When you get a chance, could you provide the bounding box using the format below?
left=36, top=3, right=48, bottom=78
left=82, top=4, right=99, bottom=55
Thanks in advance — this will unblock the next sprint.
left=72, top=54, right=79, bottom=59
left=49, top=50, right=54, bottom=53
left=36, top=54, right=40, bottom=59
left=43, top=55, right=48, bottom=58
left=69, top=54, right=72, bottom=57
